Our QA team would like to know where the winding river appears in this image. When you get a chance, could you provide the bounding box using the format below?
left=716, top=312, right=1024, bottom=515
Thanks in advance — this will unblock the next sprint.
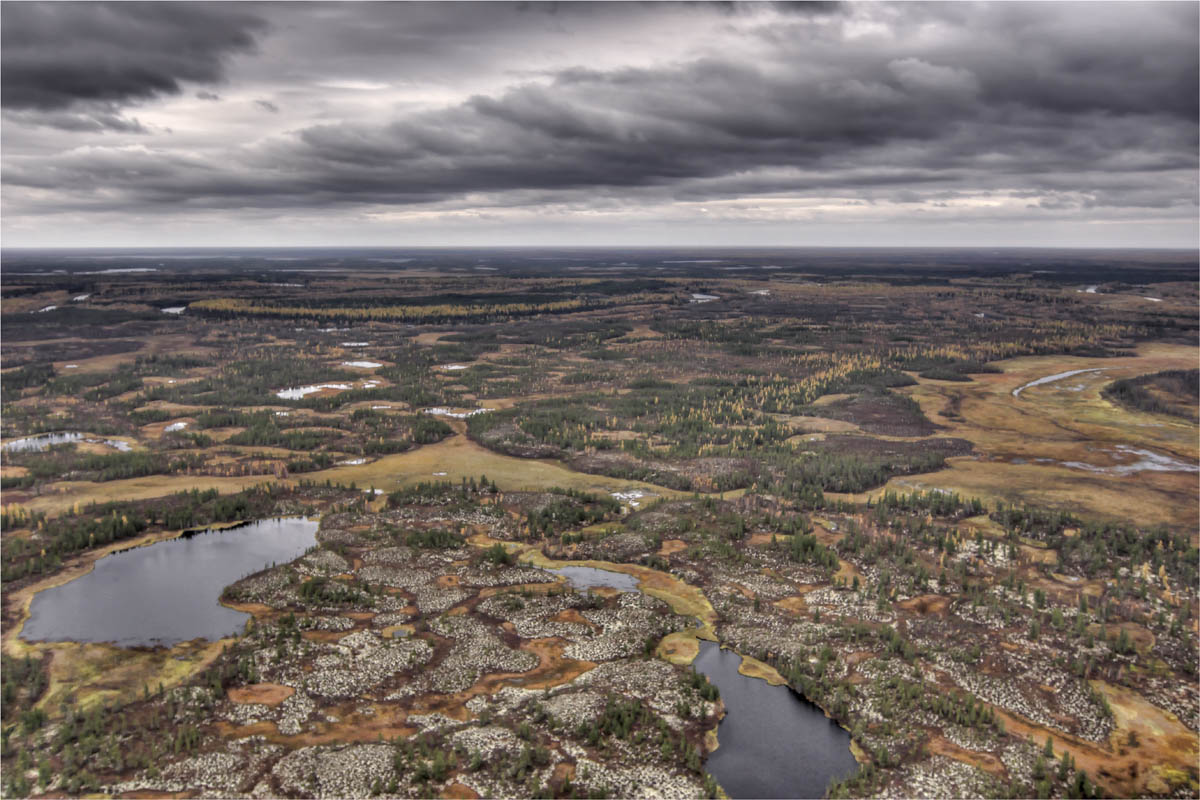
left=21, top=518, right=318, bottom=647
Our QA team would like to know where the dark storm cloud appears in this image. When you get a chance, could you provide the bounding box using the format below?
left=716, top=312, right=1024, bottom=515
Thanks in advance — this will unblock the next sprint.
left=1, top=108, right=149, bottom=134
left=1, top=1, right=1196, bottom=245
left=0, top=2, right=266, bottom=111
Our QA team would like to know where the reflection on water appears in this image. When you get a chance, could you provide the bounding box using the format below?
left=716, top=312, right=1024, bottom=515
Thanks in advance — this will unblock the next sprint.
left=542, top=565, right=641, bottom=593
left=22, top=518, right=318, bottom=647
left=3, top=432, right=85, bottom=452
left=694, top=641, right=857, bottom=798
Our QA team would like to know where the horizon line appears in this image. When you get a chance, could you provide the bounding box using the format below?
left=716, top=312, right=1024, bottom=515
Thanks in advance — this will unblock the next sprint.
left=3, top=244, right=1197, bottom=253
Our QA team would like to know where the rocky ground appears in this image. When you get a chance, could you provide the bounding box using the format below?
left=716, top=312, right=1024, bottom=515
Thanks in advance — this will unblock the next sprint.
left=5, top=487, right=1197, bottom=799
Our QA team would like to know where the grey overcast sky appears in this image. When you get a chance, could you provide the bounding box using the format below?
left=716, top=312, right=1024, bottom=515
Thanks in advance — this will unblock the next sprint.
left=2, top=1, right=1197, bottom=248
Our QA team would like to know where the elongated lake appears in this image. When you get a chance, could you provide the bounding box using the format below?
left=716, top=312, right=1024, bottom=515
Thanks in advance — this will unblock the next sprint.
left=694, top=641, right=858, bottom=798
left=21, top=518, right=318, bottom=647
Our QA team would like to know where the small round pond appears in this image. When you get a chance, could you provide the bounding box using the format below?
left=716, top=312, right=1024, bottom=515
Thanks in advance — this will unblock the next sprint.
left=694, top=641, right=858, bottom=798
left=22, top=518, right=318, bottom=647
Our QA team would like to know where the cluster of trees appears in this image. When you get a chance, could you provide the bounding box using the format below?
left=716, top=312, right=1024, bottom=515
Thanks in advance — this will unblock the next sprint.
left=0, top=363, right=55, bottom=402
left=402, top=527, right=464, bottom=549
left=870, top=489, right=986, bottom=520
left=1102, top=368, right=1198, bottom=421
left=765, top=446, right=948, bottom=496
left=523, top=489, right=620, bottom=538
left=9, top=446, right=205, bottom=484
left=387, top=475, right=498, bottom=507
left=0, top=485, right=282, bottom=582
left=0, top=654, right=46, bottom=720
left=297, top=576, right=369, bottom=607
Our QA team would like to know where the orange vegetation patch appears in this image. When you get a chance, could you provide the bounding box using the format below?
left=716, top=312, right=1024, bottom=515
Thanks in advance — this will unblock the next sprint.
left=442, top=783, right=480, bottom=800
left=774, top=596, right=809, bottom=615
left=409, top=637, right=598, bottom=722
left=227, top=683, right=295, bottom=707
left=658, top=538, right=688, bottom=556
left=928, top=736, right=1007, bottom=778
left=218, top=702, right=416, bottom=747
left=301, top=630, right=350, bottom=644
left=896, top=594, right=950, bottom=615
left=551, top=762, right=576, bottom=788
left=988, top=681, right=1199, bottom=798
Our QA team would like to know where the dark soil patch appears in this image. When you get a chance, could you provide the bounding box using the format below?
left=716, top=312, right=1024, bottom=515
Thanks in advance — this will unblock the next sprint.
left=810, top=389, right=940, bottom=437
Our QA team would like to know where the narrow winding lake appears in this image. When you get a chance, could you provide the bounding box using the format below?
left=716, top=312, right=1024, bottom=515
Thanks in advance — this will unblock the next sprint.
left=22, top=518, right=318, bottom=647
left=694, top=641, right=858, bottom=799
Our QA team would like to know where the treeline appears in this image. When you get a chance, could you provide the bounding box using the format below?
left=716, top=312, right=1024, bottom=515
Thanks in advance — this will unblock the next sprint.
left=0, top=485, right=282, bottom=582
left=387, top=475, right=498, bottom=507
left=1102, top=369, right=1198, bottom=421
left=191, top=292, right=669, bottom=324
left=8, top=447, right=205, bottom=483
left=870, top=489, right=985, bottom=520
left=765, top=448, right=948, bottom=496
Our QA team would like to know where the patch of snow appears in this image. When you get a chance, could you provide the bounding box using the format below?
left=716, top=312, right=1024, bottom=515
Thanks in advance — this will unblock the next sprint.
left=35, top=305, right=58, bottom=313
left=164, top=422, right=189, bottom=432
left=161, top=306, right=186, bottom=314
left=341, top=341, right=370, bottom=347
left=275, top=383, right=351, bottom=400
left=72, top=294, right=91, bottom=301
left=64, top=364, right=79, bottom=369
left=440, top=364, right=470, bottom=370
left=340, top=458, right=367, bottom=465
left=423, top=407, right=491, bottom=419
left=342, top=361, right=383, bottom=368
left=611, top=489, right=654, bottom=508
left=77, top=267, right=158, bottom=274
left=1142, top=297, right=1163, bottom=302
left=690, top=293, right=719, bottom=303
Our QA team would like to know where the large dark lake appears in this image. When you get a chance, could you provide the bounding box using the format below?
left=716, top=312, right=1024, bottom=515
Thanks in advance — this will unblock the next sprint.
left=694, top=641, right=858, bottom=799
left=21, top=518, right=318, bottom=647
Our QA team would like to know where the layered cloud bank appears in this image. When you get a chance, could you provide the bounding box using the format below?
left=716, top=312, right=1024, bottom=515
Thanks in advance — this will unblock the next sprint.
left=3, top=2, right=1196, bottom=247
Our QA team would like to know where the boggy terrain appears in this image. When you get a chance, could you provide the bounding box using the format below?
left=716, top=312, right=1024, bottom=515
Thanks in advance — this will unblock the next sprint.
left=0, top=250, right=1197, bottom=799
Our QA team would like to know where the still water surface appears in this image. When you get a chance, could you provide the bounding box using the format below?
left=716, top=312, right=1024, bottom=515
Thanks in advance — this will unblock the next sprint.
left=542, top=565, right=641, bottom=592
left=22, top=518, right=318, bottom=647
left=694, top=641, right=858, bottom=798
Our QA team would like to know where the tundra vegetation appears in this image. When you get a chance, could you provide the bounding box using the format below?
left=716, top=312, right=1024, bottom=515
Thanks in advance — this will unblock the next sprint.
left=0, top=250, right=1196, bottom=799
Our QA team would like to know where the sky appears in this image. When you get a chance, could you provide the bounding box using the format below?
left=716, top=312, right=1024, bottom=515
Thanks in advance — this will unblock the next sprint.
left=1, top=1, right=1197, bottom=249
